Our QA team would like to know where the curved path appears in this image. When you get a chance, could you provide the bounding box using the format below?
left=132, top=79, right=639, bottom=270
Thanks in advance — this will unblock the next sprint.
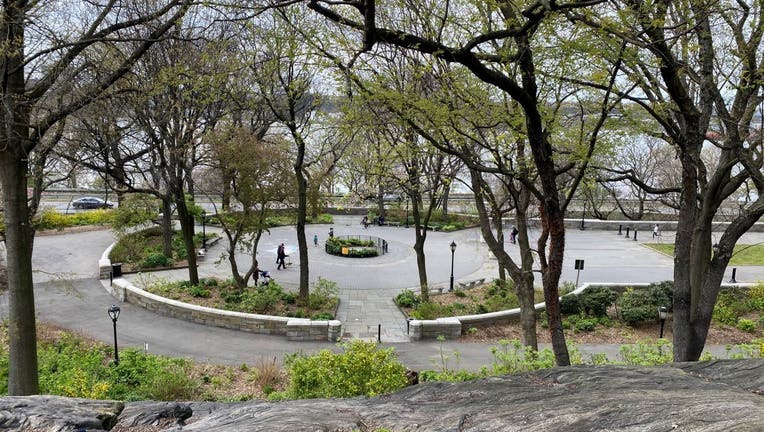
left=1, top=218, right=761, bottom=370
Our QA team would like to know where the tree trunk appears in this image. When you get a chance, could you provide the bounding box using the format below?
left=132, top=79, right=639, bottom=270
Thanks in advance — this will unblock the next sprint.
left=161, top=198, right=173, bottom=258
left=175, top=197, right=199, bottom=285
left=410, top=191, right=429, bottom=301
left=469, top=169, right=537, bottom=351
left=295, top=144, right=310, bottom=304
left=0, top=155, right=40, bottom=395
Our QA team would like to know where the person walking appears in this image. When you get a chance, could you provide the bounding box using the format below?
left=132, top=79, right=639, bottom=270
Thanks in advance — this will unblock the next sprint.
left=653, top=224, right=660, bottom=238
left=276, top=243, right=287, bottom=270
left=329, top=227, right=334, bottom=239
left=510, top=226, right=519, bottom=244
left=313, top=234, right=319, bottom=248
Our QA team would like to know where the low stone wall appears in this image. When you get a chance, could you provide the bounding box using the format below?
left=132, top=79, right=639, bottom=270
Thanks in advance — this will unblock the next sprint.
left=408, top=282, right=752, bottom=341
left=108, top=278, right=341, bottom=341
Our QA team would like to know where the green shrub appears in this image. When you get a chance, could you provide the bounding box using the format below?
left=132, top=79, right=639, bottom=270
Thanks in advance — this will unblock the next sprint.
left=141, top=253, right=170, bottom=268
left=454, top=290, right=466, bottom=298
left=311, top=312, right=334, bottom=320
left=395, top=290, right=420, bottom=308
left=276, top=340, right=408, bottom=399
left=239, top=283, right=284, bottom=313
left=746, top=283, right=764, bottom=311
left=308, top=278, right=339, bottom=310
left=410, top=301, right=439, bottom=320
left=619, top=339, right=673, bottom=366
left=647, top=281, right=674, bottom=311
left=188, top=285, right=211, bottom=298
left=579, top=286, right=616, bottom=317
left=560, top=294, right=581, bottom=315
left=281, top=292, right=297, bottom=304
left=737, top=319, right=757, bottom=333
left=713, top=304, right=738, bottom=326
left=575, top=318, right=598, bottom=332
left=618, top=289, right=657, bottom=325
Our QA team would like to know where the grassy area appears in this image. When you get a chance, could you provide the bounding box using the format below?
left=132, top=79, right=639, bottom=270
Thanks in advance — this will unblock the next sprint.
left=643, top=243, right=764, bottom=265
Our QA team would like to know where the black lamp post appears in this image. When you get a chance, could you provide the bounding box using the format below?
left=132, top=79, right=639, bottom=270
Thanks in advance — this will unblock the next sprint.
left=658, top=306, right=668, bottom=339
left=201, top=210, right=207, bottom=251
left=108, top=304, right=121, bottom=365
left=449, top=241, right=457, bottom=291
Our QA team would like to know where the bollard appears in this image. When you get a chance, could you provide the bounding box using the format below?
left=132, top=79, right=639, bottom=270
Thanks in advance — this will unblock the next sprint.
left=618, top=224, right=622, bottom=235
left=730, top=268, right=737, bottom=283
left=407, top=318, right=412, bottom=335
left=109, top=271, right=113, bottom=287
left=378, top=324, right=382, bottom=343
left=633, top=230, right=638, bottom=241
left=625, top=227, right=630, bottom=237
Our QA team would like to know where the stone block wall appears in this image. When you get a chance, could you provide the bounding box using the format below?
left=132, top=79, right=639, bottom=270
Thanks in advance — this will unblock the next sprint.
left=110, top=278, right=341, bottom=341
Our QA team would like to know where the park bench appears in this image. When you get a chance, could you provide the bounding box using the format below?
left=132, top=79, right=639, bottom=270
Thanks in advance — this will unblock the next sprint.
left=457, top=278, right=486, bottom=290
left=387, top=221, right=401, bottom=227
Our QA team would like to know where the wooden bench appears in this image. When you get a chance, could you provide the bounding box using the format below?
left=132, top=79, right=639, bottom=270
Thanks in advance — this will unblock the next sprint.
left=387, top=221, right=402, bottom=227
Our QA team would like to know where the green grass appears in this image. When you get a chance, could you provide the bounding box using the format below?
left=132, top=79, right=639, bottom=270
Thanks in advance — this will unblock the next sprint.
left=644, top=243, right=764, bottom=265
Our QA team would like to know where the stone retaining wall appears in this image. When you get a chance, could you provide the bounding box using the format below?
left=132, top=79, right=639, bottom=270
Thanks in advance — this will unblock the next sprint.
left=100, top=240, right=341, bottom=342
left=108, top=278, right=341, bottom=341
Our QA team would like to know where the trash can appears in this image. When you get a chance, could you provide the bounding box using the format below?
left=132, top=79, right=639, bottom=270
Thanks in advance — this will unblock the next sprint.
left=111, top=263, right=123, bottom=278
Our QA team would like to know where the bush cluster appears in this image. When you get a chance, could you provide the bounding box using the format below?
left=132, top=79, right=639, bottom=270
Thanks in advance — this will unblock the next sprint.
left=618, top=282, right=674, bottom=325
left=35, top=207, right=115, bottom=231
left=272, top=340, right=408, bottom=400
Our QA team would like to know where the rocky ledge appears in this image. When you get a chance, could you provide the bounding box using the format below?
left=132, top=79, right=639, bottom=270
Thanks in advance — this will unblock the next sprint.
left=1, top=359, right=763, bottom=431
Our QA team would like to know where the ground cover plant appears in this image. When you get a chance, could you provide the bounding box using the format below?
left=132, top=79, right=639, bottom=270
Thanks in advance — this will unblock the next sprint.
left=644, top=243, right=764, bottom=266
left=401, top=280, right=764, bottom=344
left=0, top=324, right=285, bottom=401
left=138, top=275, right=339, bottom=319
left=395, top=279, right=545, bottom=319
left=1, top=324, right=761, bottom=402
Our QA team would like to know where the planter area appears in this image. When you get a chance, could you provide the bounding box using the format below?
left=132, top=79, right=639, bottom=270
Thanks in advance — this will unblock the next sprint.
left=325, top=235, right=388, bottom=257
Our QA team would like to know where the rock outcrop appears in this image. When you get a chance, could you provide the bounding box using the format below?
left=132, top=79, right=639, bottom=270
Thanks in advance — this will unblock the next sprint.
left=1, top=359, right=763, bottom=431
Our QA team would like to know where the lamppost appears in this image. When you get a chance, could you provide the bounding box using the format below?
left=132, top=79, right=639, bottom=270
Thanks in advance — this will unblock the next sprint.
left=658, top=306, right=668, bottom=339
left=201, top=210, right=207, bottom=251
left=449, top=241, right=457, bottom=291
left=108, top=304, right=121, bottom=365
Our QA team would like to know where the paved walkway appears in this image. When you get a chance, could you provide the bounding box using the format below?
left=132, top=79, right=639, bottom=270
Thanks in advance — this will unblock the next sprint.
left=1, top=218, right=762, bottom=370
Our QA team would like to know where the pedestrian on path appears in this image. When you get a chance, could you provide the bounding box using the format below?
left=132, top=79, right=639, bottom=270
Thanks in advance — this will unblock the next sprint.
left=510, top=226, right=519, bottom=244
left=653, top=224, right=661, bottom=238
left=276, top=243, right=287, bottom=270
left=313, top=234, right=319, bottom=247
left=329, top=227, right=334, bottom=239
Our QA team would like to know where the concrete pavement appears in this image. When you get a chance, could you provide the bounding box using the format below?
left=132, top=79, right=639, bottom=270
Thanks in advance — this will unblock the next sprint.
left=2, top=217, right=762, bottom=371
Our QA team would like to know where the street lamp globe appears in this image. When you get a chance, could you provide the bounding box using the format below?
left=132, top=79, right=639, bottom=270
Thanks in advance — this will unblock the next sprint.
left=108, top=304, right=121, bottom=322
left=450, top=241, right=457, bottom=253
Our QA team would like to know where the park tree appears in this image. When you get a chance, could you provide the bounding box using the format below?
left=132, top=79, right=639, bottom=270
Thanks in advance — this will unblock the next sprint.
left=0, top=0, right=190, bottom=395
left=575, top=0, right=764, bottom=360
left=298, top=1, right=624, bottom=361
left=245, top=8, right=323, bottom=303
left=202, top=126, right=294, bottom=288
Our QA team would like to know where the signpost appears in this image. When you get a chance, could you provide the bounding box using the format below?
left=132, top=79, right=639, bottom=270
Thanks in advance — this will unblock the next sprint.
left=574, top=259, right=585, bottom=288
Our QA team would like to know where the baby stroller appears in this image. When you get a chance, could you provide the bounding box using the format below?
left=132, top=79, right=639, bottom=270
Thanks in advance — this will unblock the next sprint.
left=258, top=270, right=273, bottom=287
